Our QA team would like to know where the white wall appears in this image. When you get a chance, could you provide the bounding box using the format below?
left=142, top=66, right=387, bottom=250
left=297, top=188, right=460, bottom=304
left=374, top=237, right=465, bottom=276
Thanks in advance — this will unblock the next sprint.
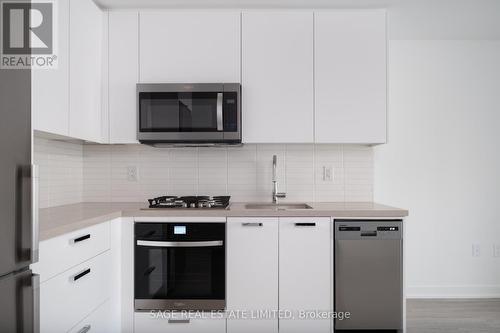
left=375, top=40, right=500, bottom=297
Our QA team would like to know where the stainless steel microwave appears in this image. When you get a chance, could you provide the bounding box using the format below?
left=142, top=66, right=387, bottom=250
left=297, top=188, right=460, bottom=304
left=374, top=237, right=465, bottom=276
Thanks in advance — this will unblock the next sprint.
left=137, top=83, right=241, bottom=145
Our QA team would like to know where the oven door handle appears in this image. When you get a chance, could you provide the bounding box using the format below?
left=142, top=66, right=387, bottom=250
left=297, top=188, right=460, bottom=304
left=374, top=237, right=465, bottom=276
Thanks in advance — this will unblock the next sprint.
left=136, top=240, right=223, bottom=247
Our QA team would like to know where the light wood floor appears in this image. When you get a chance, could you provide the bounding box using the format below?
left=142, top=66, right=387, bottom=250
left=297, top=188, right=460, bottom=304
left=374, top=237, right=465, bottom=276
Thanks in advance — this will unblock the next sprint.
left=407, top=299, right=500, bottom=333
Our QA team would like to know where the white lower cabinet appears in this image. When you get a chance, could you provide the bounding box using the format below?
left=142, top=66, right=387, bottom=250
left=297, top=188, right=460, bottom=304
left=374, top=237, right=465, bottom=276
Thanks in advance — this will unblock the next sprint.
left=134, top=312, right=226, bottom=333
left=31, top=221, right=111, bottom=283
left=40, top=251, right=112, bottom=333
left=68, top=300, right=112, bottom=333
left=278, top=217, right=332, bottom=333
left=227, top=218, right=279, bottom=333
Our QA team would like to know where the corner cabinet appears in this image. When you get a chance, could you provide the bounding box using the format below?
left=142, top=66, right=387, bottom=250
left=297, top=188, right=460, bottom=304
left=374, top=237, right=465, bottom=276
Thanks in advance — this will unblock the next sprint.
left=314, top=10, right=387, bottom=144
left=241, top=11, right=314, bottom=143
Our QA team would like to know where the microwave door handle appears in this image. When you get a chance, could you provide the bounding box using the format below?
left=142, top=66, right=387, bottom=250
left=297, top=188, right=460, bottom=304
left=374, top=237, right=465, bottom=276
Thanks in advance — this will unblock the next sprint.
left=216, top=92, right=223, bottom=131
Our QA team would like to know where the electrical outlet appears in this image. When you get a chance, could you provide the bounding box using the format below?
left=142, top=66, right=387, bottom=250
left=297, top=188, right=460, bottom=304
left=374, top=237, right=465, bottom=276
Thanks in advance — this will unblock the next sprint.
left=472, top=244, right=481, bottom=257
left=494, top=244, right=500, bottom=258
left=127, top=166, right=138, bottom=182
left=322, top=166, right=334, bottom=182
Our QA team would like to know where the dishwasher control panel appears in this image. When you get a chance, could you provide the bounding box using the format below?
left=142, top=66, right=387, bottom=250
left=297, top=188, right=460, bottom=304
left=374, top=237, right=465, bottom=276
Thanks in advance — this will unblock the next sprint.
left=335, top=220, right=402, bottom=240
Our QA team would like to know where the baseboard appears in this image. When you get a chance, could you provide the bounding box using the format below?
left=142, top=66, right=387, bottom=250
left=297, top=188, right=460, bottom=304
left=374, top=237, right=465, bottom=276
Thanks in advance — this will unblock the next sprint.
left=406, top=285, right=500, bottom=299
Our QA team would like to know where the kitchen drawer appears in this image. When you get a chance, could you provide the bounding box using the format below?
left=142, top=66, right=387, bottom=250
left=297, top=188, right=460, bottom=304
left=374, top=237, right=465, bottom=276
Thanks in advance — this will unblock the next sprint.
left=68, top=300, right=112, bottom=333
left=32, top=221, right=110, bottom=282
left=134, top=312, right=226, bottom=333
left=40, top=251, right=111, bottom=333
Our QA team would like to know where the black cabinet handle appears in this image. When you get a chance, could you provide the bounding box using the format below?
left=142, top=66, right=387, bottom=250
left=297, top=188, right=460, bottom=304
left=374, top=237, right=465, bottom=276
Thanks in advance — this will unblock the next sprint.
left=77, top=325, right=91, bottom=333
left=73, top=268, right=91, bottom=282
left=295, top=222, right=316, bottom=227
left=73, top=234, right=91, bottom=243
left=242, top=222, right=263, bottom=227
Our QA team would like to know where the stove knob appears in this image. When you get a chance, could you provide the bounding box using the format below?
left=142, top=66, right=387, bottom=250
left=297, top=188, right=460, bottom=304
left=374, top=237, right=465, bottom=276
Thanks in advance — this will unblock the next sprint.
left=182, top=202, right=188, bottom=208
left=190, top=203, right=196, bottom=208
left=197, top=202, right=204, bottom=208
left=206, top=202, right=212, bottom=208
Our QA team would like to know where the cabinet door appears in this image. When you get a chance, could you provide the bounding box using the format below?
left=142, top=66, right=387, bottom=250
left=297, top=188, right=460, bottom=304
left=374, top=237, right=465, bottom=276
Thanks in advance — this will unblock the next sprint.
left=279, top=217, right=331, bottom=333
left=108, top=11, right=139, bottom=144
left=32, top=0, right=69, bottom=136
left=227, top=218, right=279, bottom=333
left=139, top=11, right=240, bottom=83
left=69, top=0, right=103, bottom=142
left=242, top=11, right=314, bottom=143
left=314, top=10, right=387, bottom=144
left=40, top=251, right=111, bottom=333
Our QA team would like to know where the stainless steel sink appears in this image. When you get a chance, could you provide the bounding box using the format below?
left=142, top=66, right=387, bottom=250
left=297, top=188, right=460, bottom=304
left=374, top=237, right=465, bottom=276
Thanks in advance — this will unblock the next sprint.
left=245, top=203, right=313, bottom=210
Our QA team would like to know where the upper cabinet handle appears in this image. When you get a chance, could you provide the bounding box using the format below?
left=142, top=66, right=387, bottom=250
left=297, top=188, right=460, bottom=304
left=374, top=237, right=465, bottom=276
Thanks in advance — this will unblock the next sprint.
left=294, top=222, right=316, bottom=227
left=73, top=234, right=91, bottom=243
left=242, top=222, right=263, bottom=227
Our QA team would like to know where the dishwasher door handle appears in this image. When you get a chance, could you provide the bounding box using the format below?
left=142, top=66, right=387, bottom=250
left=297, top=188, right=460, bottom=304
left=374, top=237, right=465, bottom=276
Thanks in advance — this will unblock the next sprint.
left=361, top=231, right=377, bottom=237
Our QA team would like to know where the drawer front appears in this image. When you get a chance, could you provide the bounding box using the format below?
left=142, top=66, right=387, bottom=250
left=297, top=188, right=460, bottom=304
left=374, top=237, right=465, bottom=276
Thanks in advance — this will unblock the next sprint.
left=32, top=222, right=110, bottom=282
left=40, top=251, right=112, bottom=333
left=68, top=300, right=112, bottom=333
left=134, top=312, right=226, bottom=333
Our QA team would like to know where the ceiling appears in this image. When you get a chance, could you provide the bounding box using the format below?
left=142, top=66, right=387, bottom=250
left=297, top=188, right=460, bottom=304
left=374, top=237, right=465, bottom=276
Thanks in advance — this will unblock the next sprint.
left=94, top=0, right=500, bottom=40
left=95, top=0, right=401, bottom=9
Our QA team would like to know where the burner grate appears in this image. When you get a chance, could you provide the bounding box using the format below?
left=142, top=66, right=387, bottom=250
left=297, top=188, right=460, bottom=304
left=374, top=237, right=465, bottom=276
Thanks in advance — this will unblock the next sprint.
left=147, top=195, right=230, bottom=209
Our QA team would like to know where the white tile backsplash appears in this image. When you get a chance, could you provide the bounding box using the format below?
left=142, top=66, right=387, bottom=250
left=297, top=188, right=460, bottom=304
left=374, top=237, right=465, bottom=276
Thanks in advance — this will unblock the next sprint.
left=34, top=137, right=84, bottom=208
left=35, top=136, right=374, bottom=207
left=83, top=143, right=374, bottom=203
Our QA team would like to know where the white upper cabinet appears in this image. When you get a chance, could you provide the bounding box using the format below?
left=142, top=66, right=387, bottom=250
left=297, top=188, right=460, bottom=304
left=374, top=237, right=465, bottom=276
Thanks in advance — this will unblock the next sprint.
left=108, top=11, right=139, bottom=144
left=139, top=11, right=240, bottom=83
left=242, top=11, right=314, bottom=143
left=69, top=0, right=104, bottom=142
left=314, top=10, right=387, bottom=144
left=32, top=0, right=69, bottom=136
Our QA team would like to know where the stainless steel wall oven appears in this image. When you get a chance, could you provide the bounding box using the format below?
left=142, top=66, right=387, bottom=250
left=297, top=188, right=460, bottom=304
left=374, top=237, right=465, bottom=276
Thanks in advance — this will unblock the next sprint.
left=134, top=222, right=226, bottom=311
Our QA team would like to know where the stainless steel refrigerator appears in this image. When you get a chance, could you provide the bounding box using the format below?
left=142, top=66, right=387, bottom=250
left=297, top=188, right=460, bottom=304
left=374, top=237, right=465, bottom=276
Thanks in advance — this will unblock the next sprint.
left=0, top=66, right=39, bottom=331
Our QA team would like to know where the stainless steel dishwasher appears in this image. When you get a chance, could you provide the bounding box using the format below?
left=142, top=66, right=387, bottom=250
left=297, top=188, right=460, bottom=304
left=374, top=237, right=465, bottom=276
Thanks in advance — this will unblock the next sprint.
left=335, top=220, right=403, bottom=332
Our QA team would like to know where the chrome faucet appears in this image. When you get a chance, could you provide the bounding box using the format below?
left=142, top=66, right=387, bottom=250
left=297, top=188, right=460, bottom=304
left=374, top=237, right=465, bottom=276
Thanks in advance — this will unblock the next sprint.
left=272, top=155, right=286, bottom=204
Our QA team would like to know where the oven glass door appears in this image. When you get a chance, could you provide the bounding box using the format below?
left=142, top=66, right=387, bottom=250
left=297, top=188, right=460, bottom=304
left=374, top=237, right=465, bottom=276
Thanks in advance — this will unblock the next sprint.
left=135, top=223, right=225, bottom=308
left=139, top=92, right=221, bottom=132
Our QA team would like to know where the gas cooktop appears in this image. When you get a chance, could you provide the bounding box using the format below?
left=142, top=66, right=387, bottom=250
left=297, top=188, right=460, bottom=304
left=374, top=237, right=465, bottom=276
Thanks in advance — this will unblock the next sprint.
left=146, top=195, right=230, bottom=209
